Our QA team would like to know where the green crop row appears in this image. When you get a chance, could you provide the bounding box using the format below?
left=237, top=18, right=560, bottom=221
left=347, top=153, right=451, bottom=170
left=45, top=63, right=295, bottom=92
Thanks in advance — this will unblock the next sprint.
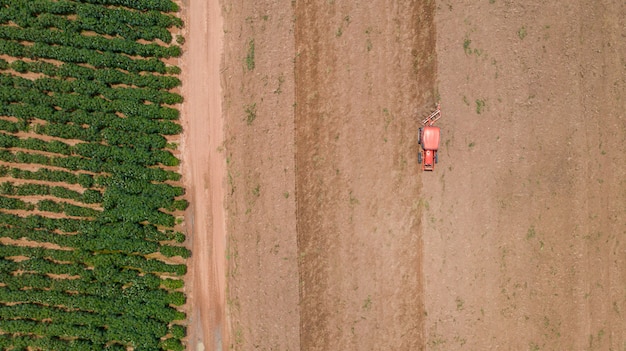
left=0, top=26, right=181, bottom=58
left=0, top=149, right=180, bottom=181
left=0, top=132, right=179, bottom=167
left=0, top=84, right=180, bottom=120
left=0, top=195, right=100, bottom=217
left=0, top=181, right=102, bottom=204
left=0, top=59, right=182, bottom=90
left=0, top=0, right=180, bottom=16
left=0, top=39, right=173, bottom=74
left=0, top=72, right=183, bottom=105
left=0, top=166, right=96, bottom=189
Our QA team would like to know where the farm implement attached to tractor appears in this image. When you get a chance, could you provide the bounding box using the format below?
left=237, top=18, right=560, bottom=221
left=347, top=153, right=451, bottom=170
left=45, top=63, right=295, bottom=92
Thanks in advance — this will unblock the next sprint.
left=418, top=103, right=441, bottom=171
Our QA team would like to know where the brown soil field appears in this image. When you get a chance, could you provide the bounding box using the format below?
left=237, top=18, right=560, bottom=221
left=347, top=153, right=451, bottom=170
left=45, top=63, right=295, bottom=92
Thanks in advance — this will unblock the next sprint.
left=425, top=1, right=626, bottom=349
left=183, top=0, right=626, bottom=350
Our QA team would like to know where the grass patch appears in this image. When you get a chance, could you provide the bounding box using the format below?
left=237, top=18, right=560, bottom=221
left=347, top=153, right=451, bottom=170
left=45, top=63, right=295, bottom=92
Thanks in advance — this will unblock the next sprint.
left=246, top=39, right=255, bottom=71
left=274, top=74, right=285, bottom=94
left=527, top=226, right=536, bottom=239
left=245, top=103, right=257, bottom=125
left=349, top=190, right=359, bottom=206
left=475, top=99, right=486, bottom=114
left=518, top=26, right=527, bottom=40
left=362, top=295, right=372, bottom=310
left=463, top=37, right=472, bottom=55
left=456, top=297, right=465, bottom=311
left=252, top=184, right=260, bottom=197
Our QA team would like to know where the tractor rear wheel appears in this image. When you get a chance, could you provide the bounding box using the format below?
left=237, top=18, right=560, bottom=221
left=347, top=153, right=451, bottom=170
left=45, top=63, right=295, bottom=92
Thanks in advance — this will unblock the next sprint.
left=435, top=152, right=438, bottom=164
left=418, top=152, right=422, bottom=164
left=418, top=128, right=422, bottom=144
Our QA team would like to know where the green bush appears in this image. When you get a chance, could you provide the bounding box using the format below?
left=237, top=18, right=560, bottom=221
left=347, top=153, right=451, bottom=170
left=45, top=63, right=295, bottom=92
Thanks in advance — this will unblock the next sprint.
left=161, top=278, right=184, bottom=290
left=160, top=245, right=191, bottom=259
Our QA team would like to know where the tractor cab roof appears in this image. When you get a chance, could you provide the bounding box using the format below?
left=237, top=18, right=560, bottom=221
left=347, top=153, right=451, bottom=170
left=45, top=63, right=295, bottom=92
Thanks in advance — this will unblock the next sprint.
left=422, top=126, right=440, bottom=150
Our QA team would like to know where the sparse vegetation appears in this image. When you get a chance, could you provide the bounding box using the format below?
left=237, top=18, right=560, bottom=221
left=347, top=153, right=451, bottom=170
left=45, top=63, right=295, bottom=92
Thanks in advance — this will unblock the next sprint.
left=456, top=297, right=465, bottom=311
left=245, top=103, right=258, bottom=125
left=274, top=74, right=285, bottom=94
left=246, top=38, right=256, bottom=70
left=463, top=38, right=472, bottom=55
left=349, top=190, right=359, bottom=206
left=518, top=26, right=528, bottom=40
left=362, top=295, right=372, bottom=310
left=365, top=26, right=374, bottom=52
left=527, top=226, right=536, bottom=239
left=475, top=99, right=486, bottom=114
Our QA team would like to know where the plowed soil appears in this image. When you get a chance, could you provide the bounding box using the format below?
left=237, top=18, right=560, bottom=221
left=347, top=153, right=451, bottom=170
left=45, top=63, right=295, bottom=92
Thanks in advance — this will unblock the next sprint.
left=183, top=0, right=626, bottom=350
left=424, top=1, right=626, bottom=349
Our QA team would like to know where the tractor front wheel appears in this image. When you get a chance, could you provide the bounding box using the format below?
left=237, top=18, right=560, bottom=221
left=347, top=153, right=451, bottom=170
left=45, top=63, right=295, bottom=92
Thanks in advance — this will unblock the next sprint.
left=418, top=152, right=422, bottom=164
left=435, top=152, right=438, bottom=164
left=418, top=128, right=422, bottom=144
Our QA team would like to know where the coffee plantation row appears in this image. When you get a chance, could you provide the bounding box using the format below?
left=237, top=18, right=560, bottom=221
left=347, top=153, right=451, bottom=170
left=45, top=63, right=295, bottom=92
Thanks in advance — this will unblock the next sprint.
left=0, top=0, right=190, bottom=350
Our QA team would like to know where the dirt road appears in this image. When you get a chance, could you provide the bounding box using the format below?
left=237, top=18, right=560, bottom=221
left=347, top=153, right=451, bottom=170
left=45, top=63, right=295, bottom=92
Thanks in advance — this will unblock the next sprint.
left=180, top=0, right=227, bottom=349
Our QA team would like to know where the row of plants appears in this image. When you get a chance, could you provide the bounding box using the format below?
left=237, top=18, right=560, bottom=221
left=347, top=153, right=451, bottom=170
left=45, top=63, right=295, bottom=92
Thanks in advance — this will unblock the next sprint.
left=0, top=59, right=182, bottom=90
left=0, top=195, right=100, bottom=217
left=0, top=166, right=97, bottom=189
left=0, top=0, right=189, bottom=349
left=0, top=72, right=183, bottom=105
left=0, top=26, right=181, bottom=58
left=0, top=180, right=102, bottom=204
left=0, top=132, right=179, bottom=167
left=0, top=0, right=181, bottom=16
left=0, top=38, right=176, bottom=74
left=0, top=80, right=181, bottom=120
left=0, top=212, right=185, bottom=243
left=0, top=149, right=180, bottom=182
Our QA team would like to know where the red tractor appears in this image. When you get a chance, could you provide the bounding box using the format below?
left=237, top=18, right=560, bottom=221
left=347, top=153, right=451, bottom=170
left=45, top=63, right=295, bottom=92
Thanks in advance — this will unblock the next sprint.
left=418, top=103, right=441, bottom=171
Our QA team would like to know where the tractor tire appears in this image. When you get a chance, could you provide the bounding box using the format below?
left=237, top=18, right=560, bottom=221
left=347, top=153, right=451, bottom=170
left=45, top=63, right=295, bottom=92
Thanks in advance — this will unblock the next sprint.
left=435, top=152, right=438, bottom=164
left=418, top=128, right=422, bottom=144
left=418, top=152, right=422, bottom=164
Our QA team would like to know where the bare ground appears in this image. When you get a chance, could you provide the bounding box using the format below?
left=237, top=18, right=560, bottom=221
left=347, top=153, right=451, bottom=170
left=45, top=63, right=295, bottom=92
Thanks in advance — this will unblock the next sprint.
left=221, top=1, right=300, bottom=349
left=182, top=0, right=626, bottom=350
left=294, top=1, right=436, bottom=350
left=424, top=1, right=626, bottom=349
